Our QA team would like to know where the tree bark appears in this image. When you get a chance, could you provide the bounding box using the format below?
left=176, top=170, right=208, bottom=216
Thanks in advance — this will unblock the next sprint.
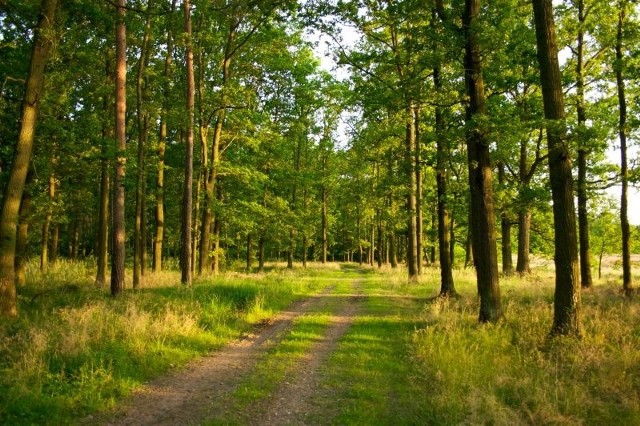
left=498, top=164, right=513, bottom=276
left=246, top=233, right=252, bottom=270
left=532, top=0, right=581, bottom=335
left=153, top=1, right=175, bottom=273
left=464, top=0, right=502, bottom=322
left=96, top=62, right=111, bottom=286
left=41, top=168, right=55, bottom=272
left=15, top=172, right=32, bottom=287
left=0, top=0, right=58, bottom=316
left=434, top=66, right=455, bottom=296
left=134, top=7, right=152, bottom=289
left=111, top=0, right=127, bottom=296
left=258, top=235, right=265, bottom=272
left=516, top=210, right=531, bottom=274
left=576, top=0, right=593, bottom=289
left=181, top=0, right=195, bottom=286
left=321, top=155, right=328, bottom=264
left=415, top=107, right=423, bottom=275
left=405, top=103, right=419, bottom=281
left=616, top=3, right=632, bottom=295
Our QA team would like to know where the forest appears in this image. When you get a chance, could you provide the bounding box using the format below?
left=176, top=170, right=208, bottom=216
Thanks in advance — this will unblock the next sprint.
left=1, top=0, right=640, bottom=424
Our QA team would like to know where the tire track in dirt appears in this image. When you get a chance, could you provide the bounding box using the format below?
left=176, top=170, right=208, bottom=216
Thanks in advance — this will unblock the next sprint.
left=232, top=280, right=364, bottom=425
left=96, top=286, right=338, bottom=426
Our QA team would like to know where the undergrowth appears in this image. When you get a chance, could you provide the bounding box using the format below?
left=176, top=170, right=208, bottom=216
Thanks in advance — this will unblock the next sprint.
left=412, top=269, right=640, bottom=425
left=0, top=259, right=325, bottom=425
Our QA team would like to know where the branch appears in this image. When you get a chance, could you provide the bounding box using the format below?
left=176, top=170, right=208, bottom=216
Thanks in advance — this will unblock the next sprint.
left=227, top=1, right=286, bottom=59
left=102, top=0, right=174, bottom=16
left=205, top=104, right=250, bottom=128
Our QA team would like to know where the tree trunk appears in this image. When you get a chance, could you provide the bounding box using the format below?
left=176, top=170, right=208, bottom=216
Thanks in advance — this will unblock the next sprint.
left=0, top=0, right=58, bottom=316
left=41, top=169, right=55, bottom=272
left=576, top=0, right=593, bottom=289
left=434, top=66, right=455, bottom=296
left=377, top=213, right=383, bottom=268
left=96, top=70, right=111, bottom=286
left=389, top=230, right=397, bottom=268
left=464, top=0, right=502, bottom=322
left=246, top=233, right=252, bottom=270
left=498, top=164, right=513, bottom=276
left=516, top=209, right=532, bottom=273
left=616, top=3, right=632, bottom=295
left=532, top=0, right=581, bottom=335
left=154, top=1, right=175, bottom=273
left=50, top=223, right=58, bottom=264
left=134, top=9, right=152, bottom=289
left=258, top=235, right=265, bottom=272
left=415, top=107, right=423, bottom=275
left=200, top=25, right=233, bottom=275
left=321, top=167, right=328, bottom=264
left=111, top=0, right=127, bottom=296
left=181, top=0, right=195, bottom=286
left=15, top=172, right=32, bottom=287
left=405, top=103, right=419, bottom=281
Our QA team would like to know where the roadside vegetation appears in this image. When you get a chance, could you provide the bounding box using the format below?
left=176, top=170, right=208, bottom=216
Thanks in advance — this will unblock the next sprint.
left=0, top=260, right=326, bottom=424
left=1, top=260, right=639, bottom=425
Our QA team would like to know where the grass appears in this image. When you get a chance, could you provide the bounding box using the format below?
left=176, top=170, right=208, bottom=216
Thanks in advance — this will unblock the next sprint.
left=2, top=258, right=640, bottom=425
left=412, top=267, right=640, bottom=425
left=0, top=259, right=327, bottom=425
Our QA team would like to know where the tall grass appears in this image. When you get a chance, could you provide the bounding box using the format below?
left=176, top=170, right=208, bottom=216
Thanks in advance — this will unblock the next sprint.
left=411, top=267, right=640, bottom=424
left=0, top=259, right=325, bottom=425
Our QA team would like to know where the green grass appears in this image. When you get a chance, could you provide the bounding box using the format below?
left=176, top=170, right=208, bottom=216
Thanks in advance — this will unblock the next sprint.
left=311, top=276, right=434, bottom=425
left=3, top=260, right=640, bottom=425
left=412, top=268, right=640, bottom=425
left=209, top=278, right=356, bottom=425
left=0, top=260, right=327, bottom=425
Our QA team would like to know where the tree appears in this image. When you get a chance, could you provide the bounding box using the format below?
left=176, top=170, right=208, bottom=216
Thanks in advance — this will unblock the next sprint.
left=181, top=0, right=195, bottom=285
left=532, top=0, right=581, bottom=335
left=0, top=0, right=58, bottom=316
left=111, top=0, right=127, bottom=296
left=463, top=0, right=502, bottom=322
left=615, top=0, right=632, bottom=295
left=154, top=0, right=177, bottom=273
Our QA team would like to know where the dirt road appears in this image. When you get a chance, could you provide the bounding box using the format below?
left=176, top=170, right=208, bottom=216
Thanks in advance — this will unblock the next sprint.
left=100, top=281, right=363, bottom=425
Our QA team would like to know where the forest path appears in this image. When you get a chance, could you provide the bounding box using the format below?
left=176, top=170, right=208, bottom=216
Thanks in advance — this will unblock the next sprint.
left=100, top=277, right=363, bottom=426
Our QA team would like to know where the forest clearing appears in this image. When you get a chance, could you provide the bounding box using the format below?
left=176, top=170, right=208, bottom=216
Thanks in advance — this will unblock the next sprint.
left=0, top=260, right=639, bottom=425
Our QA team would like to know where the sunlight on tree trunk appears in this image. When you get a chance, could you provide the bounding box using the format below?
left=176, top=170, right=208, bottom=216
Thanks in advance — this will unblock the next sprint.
left=0, top=0, right=58, bottom=316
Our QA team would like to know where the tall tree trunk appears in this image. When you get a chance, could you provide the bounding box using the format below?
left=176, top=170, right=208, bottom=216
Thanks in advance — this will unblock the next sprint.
left=389, top=230, right=398, bottom=268
left=134, top=8, right=152, bottom=289
left=405, top=103, right=419, bottom=281
left=516, top=210, right=532, bottom=274
left=464, top=0, right=502, bottom=322
left=15, top=172, right=32, bottom=287
left=376, top=211, right=383, bottom=268
left=246, top=233, right=252, bottom=270
left=532, top=0, right=581, bottom=335
left=50, top=223, right=58, bottom=264
left=41, top=168, right=55, bottom=272
left=181, top=0, right=195, bottom=285
left=200, top=26, right=233, bottom=275
left=616, top=3, right=632, bottom=295
left=435, top=66, right=455, bottom=296
left=96, top=62, right=111, bottom=285
left=415, top=107, right=423, bottom=275
left=258, top=235, right=265, bottom=272
left=111, top=0, right=127, bottom=296
left=0, top=0, right=58, bottom=316
left=153, top=2, right=175, bottom=273
left=498, top=164, right=513, bottom=275
left=576, top=0, right=593, bottom=289
left=321, top=157, right=328, bottom=264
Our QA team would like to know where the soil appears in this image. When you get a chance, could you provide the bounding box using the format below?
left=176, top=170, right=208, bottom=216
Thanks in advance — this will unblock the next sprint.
left=96, top=281, right=363, bottom=426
